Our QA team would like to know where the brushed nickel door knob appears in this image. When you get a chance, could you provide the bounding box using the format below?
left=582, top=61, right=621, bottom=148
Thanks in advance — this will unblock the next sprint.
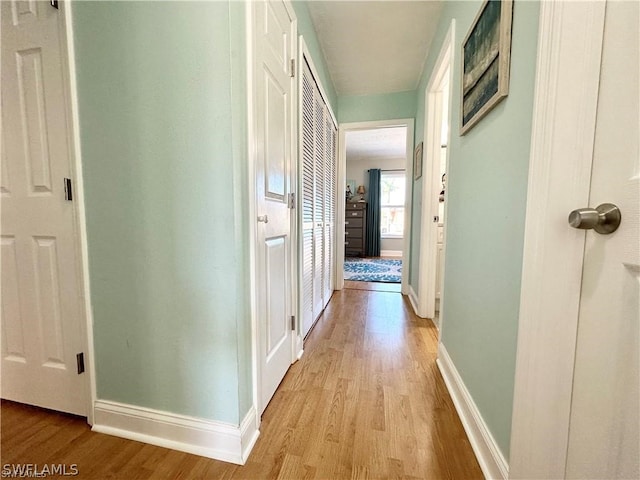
left=568, top=203, right=621, bottom=234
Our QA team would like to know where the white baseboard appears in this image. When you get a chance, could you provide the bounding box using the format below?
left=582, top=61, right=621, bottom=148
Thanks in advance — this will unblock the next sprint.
left=296, top=333, right=304, bottom=360
left=92, top=400, right=260, bottom=465
left=408, top=285, right=422, bottom=317
left=380, top=249, right=403, bottom=258
left=436, top=345, right=509, bottom=480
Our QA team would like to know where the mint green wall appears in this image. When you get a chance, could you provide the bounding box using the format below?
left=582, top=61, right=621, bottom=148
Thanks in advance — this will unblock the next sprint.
left=72, top=1, right=250, bottom=424
left=292, top=1, right=338, bottom=113
left=229, top=1, right=253, bottom=421
left=338, top=91, right=417, bottom=123
left=410, top=1, right=540, bottom=459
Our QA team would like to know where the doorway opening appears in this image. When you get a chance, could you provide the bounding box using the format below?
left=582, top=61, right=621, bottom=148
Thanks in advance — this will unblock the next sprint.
left=336, top=120, right=415, bottom=295
left=417, top=21, right=454, bottom=329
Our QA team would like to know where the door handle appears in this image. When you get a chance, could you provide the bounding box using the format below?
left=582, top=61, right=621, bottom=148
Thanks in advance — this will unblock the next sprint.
left=257, top=215, right=269, bottom=224
left=568, top=203, right=621, bottom=234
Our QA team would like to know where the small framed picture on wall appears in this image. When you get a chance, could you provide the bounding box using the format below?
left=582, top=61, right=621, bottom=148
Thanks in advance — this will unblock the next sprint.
left=414, top=142, right=423, bottom=180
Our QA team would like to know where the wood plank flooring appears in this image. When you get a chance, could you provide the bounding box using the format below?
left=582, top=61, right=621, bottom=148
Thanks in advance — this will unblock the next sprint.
left=343, top=280, right=401, bottom=293
left=1, top=289, right=482, bottom=479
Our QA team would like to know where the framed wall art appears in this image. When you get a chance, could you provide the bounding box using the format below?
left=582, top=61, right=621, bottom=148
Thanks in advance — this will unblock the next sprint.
left=414, top=142, right=423, bottom=180
left=460, top=0, right=514, bottom=135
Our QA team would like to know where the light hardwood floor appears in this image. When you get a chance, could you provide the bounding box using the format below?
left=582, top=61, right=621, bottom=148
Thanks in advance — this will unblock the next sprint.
left=343, top=280, right=401, bottom=293
left=1, top=289, right=482, bottom=479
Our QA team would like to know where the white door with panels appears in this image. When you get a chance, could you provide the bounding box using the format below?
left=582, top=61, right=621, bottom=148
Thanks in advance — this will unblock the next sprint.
left=300, top=58, right=336, bottom=339
left=1, top=0, right=87, bottom=415
left=252, top=0, right=296, bottom=414
left=565, top=2, right=639, bottom=477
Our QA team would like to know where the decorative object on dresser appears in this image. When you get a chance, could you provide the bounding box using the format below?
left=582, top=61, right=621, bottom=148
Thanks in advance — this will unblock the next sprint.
left=356, top=185, right=366, bottom=202
left=346, top=179, right=356, bottom=202
left=345, top=202, right=367, bottom=257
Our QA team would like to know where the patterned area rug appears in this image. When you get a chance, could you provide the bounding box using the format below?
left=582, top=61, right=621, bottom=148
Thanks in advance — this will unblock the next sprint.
left=344, top=258, right=402, bottom=283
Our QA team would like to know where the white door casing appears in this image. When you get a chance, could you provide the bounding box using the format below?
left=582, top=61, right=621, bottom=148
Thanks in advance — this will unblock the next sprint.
left=510, top=1, right=638, bottom=478
left=1, top=0, right=87, bottom=416
left=417, top=20, right=455, bottom=321
left=251, top=0, right=296, bottom=415
left=335, top=119, right=414, bottom=293
left=565, top=2, right=639, bottom=477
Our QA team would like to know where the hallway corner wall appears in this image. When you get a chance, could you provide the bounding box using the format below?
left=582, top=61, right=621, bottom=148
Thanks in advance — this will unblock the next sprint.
left=409, top=0, right=541, bottom=462
left=72, top=0, right=251, bottom=426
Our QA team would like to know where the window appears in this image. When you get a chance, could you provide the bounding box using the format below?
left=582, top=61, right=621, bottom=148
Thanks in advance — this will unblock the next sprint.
left=380, top=171, right=405, bottom=238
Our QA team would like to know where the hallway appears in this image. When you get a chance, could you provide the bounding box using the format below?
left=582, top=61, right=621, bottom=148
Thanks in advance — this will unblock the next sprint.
left=1, top=289, right=482, bottom=479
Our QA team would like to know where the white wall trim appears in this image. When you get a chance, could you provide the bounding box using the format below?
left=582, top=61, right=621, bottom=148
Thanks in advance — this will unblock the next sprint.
left=92, top=400, right=259, bottom=465
left=245, top=0, right=261, bottom=435
left=417, top=20, right=455, bottom=321
left=62, top=0, right=96, bottom=424
left=437, top=345, right=508, bottom=480
left=509, top=3, right=606, bottom=479
left=408, top=285, right=420, bottom=317
left=336, top=119, right=415, bottom=295
left=380, top=249, right=402, bottom=258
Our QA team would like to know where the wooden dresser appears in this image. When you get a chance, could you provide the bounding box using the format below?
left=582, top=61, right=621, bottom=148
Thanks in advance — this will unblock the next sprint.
left=345, top=202, right=367, bottom=256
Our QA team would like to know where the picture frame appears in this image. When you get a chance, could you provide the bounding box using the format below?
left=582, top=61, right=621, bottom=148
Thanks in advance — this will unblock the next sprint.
left=460, top=0, right=514, bottom=135
left=414, top=142, right=423, bottom=180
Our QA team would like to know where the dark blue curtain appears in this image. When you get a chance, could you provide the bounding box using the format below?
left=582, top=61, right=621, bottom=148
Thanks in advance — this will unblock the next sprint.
left=366, top=169, right=381, bottom=257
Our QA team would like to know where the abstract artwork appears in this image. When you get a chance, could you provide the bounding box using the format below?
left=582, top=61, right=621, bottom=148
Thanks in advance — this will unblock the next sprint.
left=460, top=0, right=513, bottom=135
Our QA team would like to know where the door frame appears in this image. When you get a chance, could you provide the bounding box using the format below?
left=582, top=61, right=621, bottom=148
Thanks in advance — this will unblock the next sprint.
left=246, top=0, right=299, bottom=419
left=416, top=20, right=455, bottom=322
left=336, top=119, right=415, bottom=294
left=59, top=1, right=96, bottom=423
left=509, top=2, right=606, bottom=478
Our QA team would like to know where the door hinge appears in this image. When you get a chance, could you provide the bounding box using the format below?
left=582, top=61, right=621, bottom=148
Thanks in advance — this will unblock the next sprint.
left=290, top=59, right=296, bottom=78
left=288, top=192, right=295, bottom=209
left=290, top=315, right=296, bottom=330
left=64, top=178, right=73, bottom=201
left=76, top=353, right=85, bottom=374
left=50, top=0, right=59, bottom=9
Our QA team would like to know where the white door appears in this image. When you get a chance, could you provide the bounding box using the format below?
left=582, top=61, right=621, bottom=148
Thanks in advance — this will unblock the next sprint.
left=565, top=2, right=639, bottom=477
left=1, top=0, right=86, bottom=415
left=253, top=0, right=296, bottom=414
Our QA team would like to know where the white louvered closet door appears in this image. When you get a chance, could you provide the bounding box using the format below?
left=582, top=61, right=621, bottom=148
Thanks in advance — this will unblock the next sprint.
left=323, top=114, right=335, bottom=304
left=301, top=61, right=315, bottom=337
left=300, top=57, right=337, bottom=338
left=312, top=89, right=325, bottom=320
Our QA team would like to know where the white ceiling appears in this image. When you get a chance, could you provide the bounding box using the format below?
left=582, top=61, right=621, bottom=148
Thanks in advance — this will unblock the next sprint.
left=307, top=1, right=443, bottom=96
left=345, top=127, right=407, bottom=161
